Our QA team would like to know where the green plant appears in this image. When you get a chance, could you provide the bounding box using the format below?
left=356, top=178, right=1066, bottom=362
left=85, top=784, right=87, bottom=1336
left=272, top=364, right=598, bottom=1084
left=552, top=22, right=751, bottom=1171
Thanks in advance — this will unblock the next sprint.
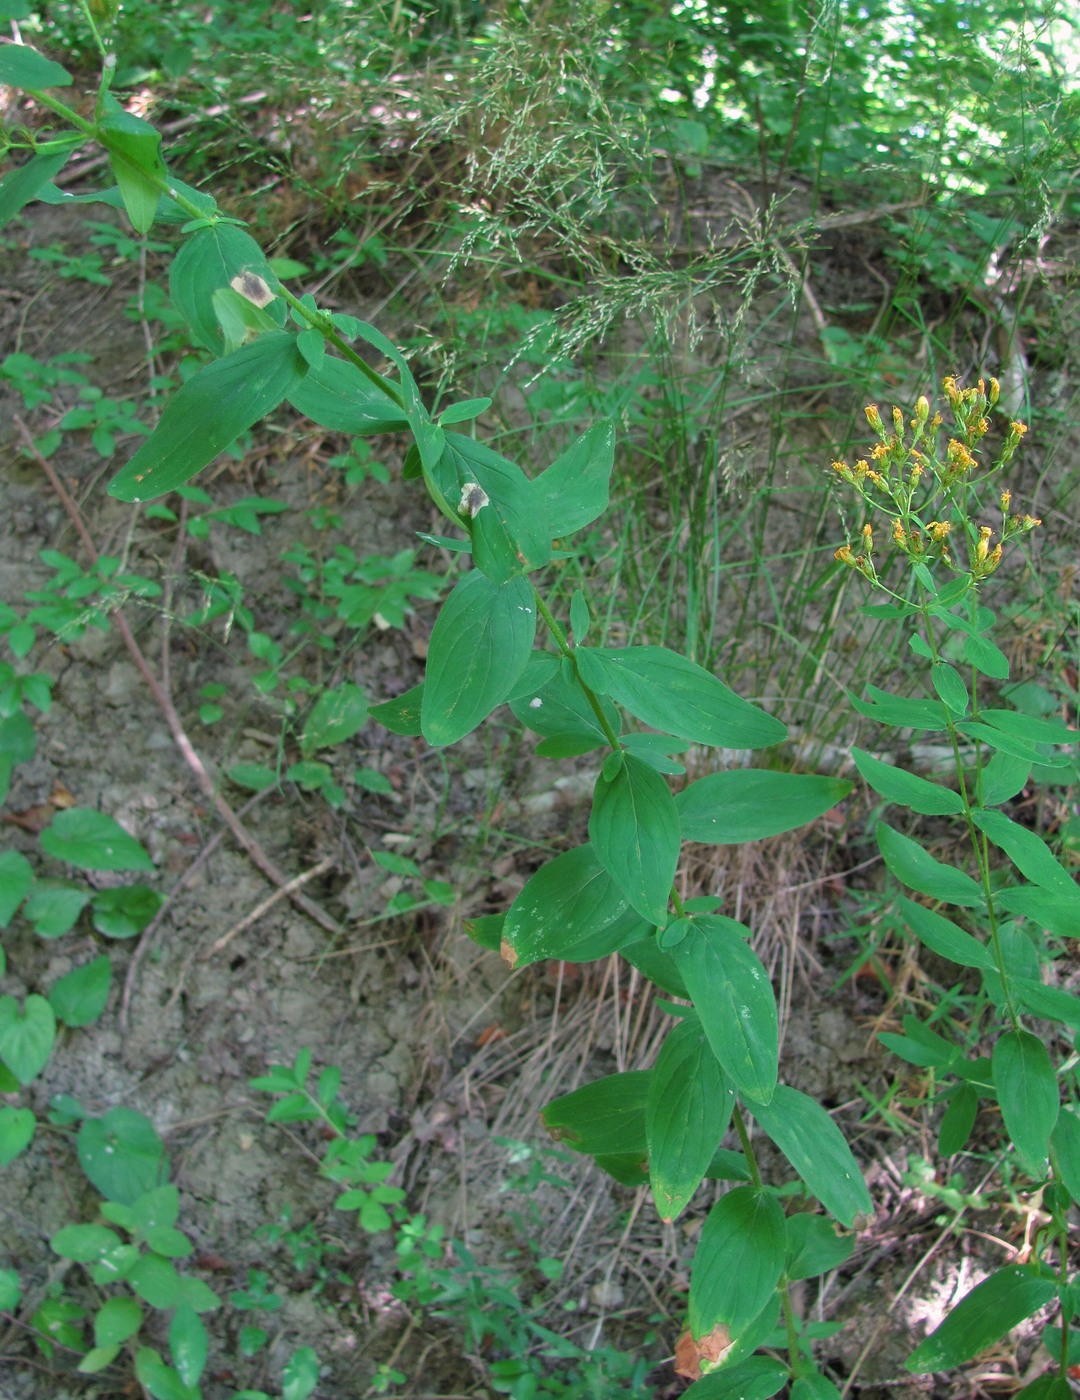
left=2, top=1, right=1076, bottom=1394
left=830, top=377, right=1079, bottom=1389
left=0, top=809, right=161, bottom=1157
left=251, top=1050, right=656, bottom=1396
left=1, top=16, right=865, bottom=1391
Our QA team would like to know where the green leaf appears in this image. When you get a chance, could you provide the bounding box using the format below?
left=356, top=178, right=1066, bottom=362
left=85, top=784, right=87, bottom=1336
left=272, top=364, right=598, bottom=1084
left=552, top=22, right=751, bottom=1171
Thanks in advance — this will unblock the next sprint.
left=51, top=1223, right=123, bottom=1261
left=938, top=1082, right=979, bottom=1156
left=80, top=1343, right=122, bottom=1374
left=0, top=994, right=55, bottom=1085
left=569, top=590, right=590, bottom=644
left=589, top=753, right=680, bottom=925
left=848, top=686, right=950, bottom=731
left=541, top=1071, right=650, bottom=1157
left=462, top=911, right=504, bottom=951
left=1050, top=1108, right=1080, bottom=1202
left=0, top=148, right=75, bottom=230
left=108, top=333, right=307, bottom=503
left=587, top=647, right=785, bottom=749
left=957, top=721, right=1072, bottom=766
left=135, top=1347, right=199, bottom=1400
left=170, top=1306, right=208, bottom=1388
left=98, top=96, right=167, bottom=233
left=0, top=45, right=72, bottom=88
left=129, top=1184, right=182, bottom=1232
left=752, top=1086, right=871, bottom=1227
left=287, top=353, right=407, bottom=434
left=784, top=1213, right=855, bottom=1281
left=300, top=682, right=368, bottom=758
left=226, top=764, right=279, bottom=793
left=981, top=752, right=1033, bottom=806
left=930, top=662, right=969, bottom=714
left=48, top=955, right=111, bottom=1028
left=681, top=1355, right=788, bottom=1399
left=170, top=225, right=283, bottom=355
left=905, top=1266, right=1056, bottom=1372
left=996, top=886, right=1080, bottom=939
left=212, top=287, right=281, bottom=356
left=531, top=420, right=615, bottom=538
left=676, top=771, right=850, bottom=843
left=1014, top=1377, right=1073, bottom=1400
left=441, top=433, right=552, bottom=582
left=0, top=849, right=33, bottom=926
left=369, top=683, right=424, bottom=736
left=852, top=748, right=964, bottom=816
left=879, top=1014, right=957, bottom=1069
left=619, top=931, right=689, bottom=997
left=704, top=1147, right=753, bottom=1182
left=0, top=1105, right=35, bottom=1164
left=128, top=1254, right=184, bottom=1309
left=993, top=1029, right=1058, bottom=1169
left=438, top=396, right=491, bottom=425
left=421, top=571, right=535, bottom=747
left=876, top=823, right=984, bottom=907
left=1013, top=978, right=1080, bottom=1027
left=963, top=632, right=1010, bottom=680
left=92, top=885, right=163, bottom=939
left=982, top=710, right=1078, bottom=747
left=622, top=732, right=688, bottom=774
left=77, top=1108, right=167, bottom=1205
left=283, top=1346, right=319, bottom=1400
left=670, top=916, right=778, bottom=1105
left=95, top=1297, right=144, bottom=1347
left=510, top=655, right=619, bottom=751
left=502, top=843, right=647, bottom=967
left=689, top=1186, right=785, bottom=1338
left=791, top=1376, right=843, bottom=1400
left=41, top=807, right=154, bottom=872
left=971, top=810, right=1075, bottom=894
left=648, top=1019, right=734, bottom=1221
left=24, top=883, right=90, bottom=937
left=898, top=898, right=994, bottom=970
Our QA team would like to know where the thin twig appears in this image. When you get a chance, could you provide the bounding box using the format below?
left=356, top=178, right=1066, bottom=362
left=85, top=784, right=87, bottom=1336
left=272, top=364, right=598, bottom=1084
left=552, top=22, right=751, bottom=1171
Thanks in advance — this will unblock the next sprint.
left=17, top=418, right=342, bottom=944
left=202, top=856, right=335, bottom=959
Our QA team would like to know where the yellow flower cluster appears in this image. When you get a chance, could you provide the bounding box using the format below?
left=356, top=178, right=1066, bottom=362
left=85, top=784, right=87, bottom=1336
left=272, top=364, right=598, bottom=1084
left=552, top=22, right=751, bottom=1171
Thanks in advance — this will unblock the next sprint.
left=829, top=375, right=1038, bottom=590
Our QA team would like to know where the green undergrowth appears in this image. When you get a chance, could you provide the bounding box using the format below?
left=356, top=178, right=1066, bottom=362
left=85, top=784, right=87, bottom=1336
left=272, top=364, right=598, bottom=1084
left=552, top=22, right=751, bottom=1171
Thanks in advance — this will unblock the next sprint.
left=1, top=0, right=1079, bottom=1396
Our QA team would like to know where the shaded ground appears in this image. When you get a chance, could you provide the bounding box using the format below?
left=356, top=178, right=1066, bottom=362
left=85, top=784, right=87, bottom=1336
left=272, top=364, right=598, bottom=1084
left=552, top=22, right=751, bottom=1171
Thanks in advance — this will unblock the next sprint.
left=1, top=168, right=1078, bottom=1400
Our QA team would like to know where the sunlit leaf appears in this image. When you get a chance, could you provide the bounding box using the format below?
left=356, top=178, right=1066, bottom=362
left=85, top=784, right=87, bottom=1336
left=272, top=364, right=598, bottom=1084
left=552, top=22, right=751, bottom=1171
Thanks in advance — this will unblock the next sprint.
left=906, top=1266, right=1056, bottom=1372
